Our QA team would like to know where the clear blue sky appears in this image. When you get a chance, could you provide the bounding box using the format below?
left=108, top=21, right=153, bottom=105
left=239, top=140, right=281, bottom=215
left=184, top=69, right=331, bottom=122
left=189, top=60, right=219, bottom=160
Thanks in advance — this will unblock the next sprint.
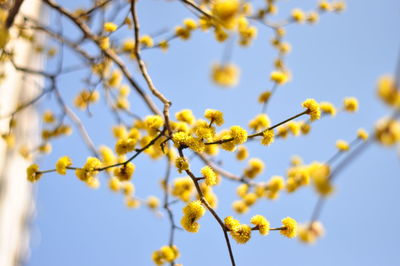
left=27, top=1, right=400, bottom=266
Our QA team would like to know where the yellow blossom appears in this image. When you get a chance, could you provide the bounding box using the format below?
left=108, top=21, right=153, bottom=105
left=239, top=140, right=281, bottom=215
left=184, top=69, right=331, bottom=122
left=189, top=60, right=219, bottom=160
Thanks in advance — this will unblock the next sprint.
left=248, top=114, right=270, bottom=131
left=43, top=110, right=56, bottom=123
left=211, top=0, right=241, bottom=29
left=377, top=75, right=400, bottom=107
left=139, top=35, right=154, bottom=48
left=302, top=98, right=321, bottom=120
left=27, top=164, right=42, bottom=182
left=236, top=145, right=249, bottom=160
left=108, top=177, right=121, bottom=192
left=56, top=156, right=72, bottom=175
left=103, top=22, right=118, bottom=32
left=320, top=101, right=337, bottom=116
left=125, top=196, right=140, bottom=208
left=175, top=157, right=189, bottom=173
left=343, top=97, right=359, bottom=112
left=261, top=130, right=274, bottom=146
left=280, top=217, right=298, bottom=238
left=175, top=109, right=195, bottom=125
left=336, top=139, right=349, bottom=151
left=357, top=128, right=369, bottom=140
left=229, top=125, right=248, bottom=145
left=232, top=200, right=249, bottom=214
left=201, top=166, right=218, bottom=186
left=374, top=118, right=400, bottom=146
left=204, top=109, right=224, bottom=126
left=183, top=18, right=197, bottom=30
left=270, top=70, right=289, bottom=85
left=230, top=224, right=252, bottom=244
left=291, top=9, right=305, bottom=23
left=251, top=215, right=270, bottom=235
left=147, top=196, right=160, bottom=209
left=243, top=158, right=265, bottom=179
left=258, top=91, right=272, bottom=103
left=181, top=200, right=206, bottom=233
left=306, top=12, right=319, bottom=24
left=75, top=157, right=102, bottom=182
left=211, top=63, right=240, bottom=87
left=114, top=162, right=135, bottom=181
left=224, top=216, right=240, bottom=230
left=298, top=221, right=325, bottom=244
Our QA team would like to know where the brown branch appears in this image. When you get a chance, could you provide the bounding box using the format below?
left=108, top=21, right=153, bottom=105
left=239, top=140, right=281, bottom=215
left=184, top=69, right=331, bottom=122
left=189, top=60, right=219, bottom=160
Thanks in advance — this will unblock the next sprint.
left=43, top=0, right=161, bottom=116
left=178, top=149, right=236, bottom=266
left=5, top=0, right=25, bottom=28
left=130, top=0, right=172, bottom=134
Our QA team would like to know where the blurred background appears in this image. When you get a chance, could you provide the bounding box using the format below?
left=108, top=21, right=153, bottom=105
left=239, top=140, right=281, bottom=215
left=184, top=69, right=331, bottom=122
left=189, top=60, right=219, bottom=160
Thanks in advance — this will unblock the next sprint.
left=25, top=0, right=400, bottom=266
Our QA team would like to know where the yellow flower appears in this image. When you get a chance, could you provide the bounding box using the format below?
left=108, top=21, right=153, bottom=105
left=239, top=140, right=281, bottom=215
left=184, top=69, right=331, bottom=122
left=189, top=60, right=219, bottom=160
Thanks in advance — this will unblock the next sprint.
left=336, top=139, right=350, bottom=151
left=343, top=97, right=359, bottom=112
left=291, top=9, right=305, bottom=23
left=181, top=200, right=206, bottom=233
left=229, top=126, right=248, bottom=145
left=115, top=137, right=137, bottom=155
left=236, top=183, right=249, bottom=198
left=377, top=75, right=400, bottom=107
left=114, top=162, right=136, bottom=181
left=236, top=145, right=249, bottom=161
left=232, top=200, right=249, bottom=214
left=56, top=156, right=72, bottom=175
left=139, top=35, right=154, bottom=48
left=75, top=157, right=102, bottom=182
left=332, top=1, right=346, bottom=12
left=125, top=196, right=140, bottom=208
left=211, top=0, right=241, bottom=29
left=175, top=26, right=191, bottom=40
left=310, top=163, right=334, bottom=196
left=122, top=182, right=135, bottom=196
left=103, top=22, right=118, bottom=32
left=211, top=63, right=240, bottom=87
left=248, top=114, right=270, bottom=131
left=27, top=164, right=42, bottom=182
left=201, top=166, right=218, bottom=186
left=147, top=196, right=160, bottom=209
left=280, top=217, right=298, bottom=238
left=183, top=18, right=197, bottom=30
left=302, top=98, right=321, bottom=121
left=298, top=221, right=325, bottom=244
left=318, top=0, right=331, bottom=11
left=171, top=177, right=194, bottom=202
left=243, top=158, right=265, bottom=179
left=108, top=177, right=121, bottom=192
left=243, top=193, right=257, bottom=206
left=320, top=101, right=337, bottom=116
left=374, top=118, right=400, bottom=146
left=258, top=91, right=272, bottom=103
left=175, top=157, right=189, bottom=173
left=230, top=224, right=252, bottom=244
left=98, top=36, right=110, bottom=50
left=121, top=39, right=135, bottom=52
left=357, top=128, right=369, bottom=140
left=306, top=12, right=319, bottom=24
left=42, top=110, right=56, bottom=123
left=261, top=130, right=274, bottom=146
left=175, top=109, right=195, bottom=125
left=86, top=177, right=100, bottom=189
left=270, top=70, right=289, bottom=84
left=74, top=90, right=100, bottom=110
left=204, top=109, right=224, bottom=126
left=224, top=216, right=240, bottom=230
left=250, top=215, right=270, bottom=235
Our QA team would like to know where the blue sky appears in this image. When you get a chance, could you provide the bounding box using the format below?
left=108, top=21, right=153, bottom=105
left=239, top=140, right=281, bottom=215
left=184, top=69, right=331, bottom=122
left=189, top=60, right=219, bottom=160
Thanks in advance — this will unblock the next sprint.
left=27, top=1, right=400, bottom=266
